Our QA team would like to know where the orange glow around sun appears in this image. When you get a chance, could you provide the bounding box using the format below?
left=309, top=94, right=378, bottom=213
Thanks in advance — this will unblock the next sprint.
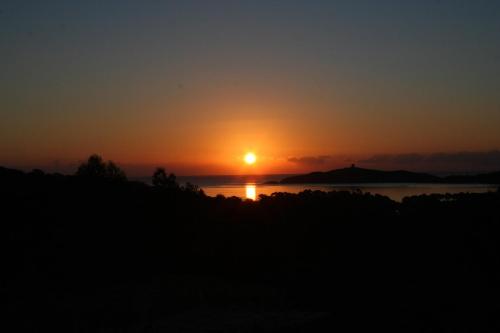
left=244, top=152, right=257, bottom=165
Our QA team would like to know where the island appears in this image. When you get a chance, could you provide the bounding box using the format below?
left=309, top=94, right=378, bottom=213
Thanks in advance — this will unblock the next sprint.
left=279, top=165, right=500, bottom=184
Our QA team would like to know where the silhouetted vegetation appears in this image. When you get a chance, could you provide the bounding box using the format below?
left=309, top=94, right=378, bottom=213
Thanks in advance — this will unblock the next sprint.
left=76, top=154, right=127, bottom=181
left=2, top=158, right=500, bottom=332
left=152, top=167, right=178, bottom=189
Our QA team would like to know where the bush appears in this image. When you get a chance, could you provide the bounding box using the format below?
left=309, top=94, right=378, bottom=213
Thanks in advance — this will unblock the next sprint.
left=76, top=154, right=127, bottom=181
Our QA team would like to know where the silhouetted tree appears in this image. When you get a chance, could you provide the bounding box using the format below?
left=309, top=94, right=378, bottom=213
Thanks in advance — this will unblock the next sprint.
left=76, top=154, right=127, bottom=181
left=77, top=154, right=106, bottom=177
left=183, top=181, right=203, bottom=195
left=152, top=167, right=178, bottom=189
left=105, top=161, right=127, bottom=181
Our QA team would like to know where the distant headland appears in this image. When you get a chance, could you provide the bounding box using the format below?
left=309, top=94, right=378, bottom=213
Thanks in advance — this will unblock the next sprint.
left=275, top=165, right=500, bottom=184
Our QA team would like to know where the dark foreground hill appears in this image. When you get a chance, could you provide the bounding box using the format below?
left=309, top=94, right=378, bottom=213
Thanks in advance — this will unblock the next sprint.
left=279, top=165, right=500, bottom=184
left=2, top=165, right=500, bottom=332
left=444, top=171, right=500, bottom=184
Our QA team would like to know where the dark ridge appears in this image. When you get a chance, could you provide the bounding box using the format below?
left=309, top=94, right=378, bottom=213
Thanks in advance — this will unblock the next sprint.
left=444, top=171, right=500, bottom=184
left=280, top=166, right=440, bottom=183
left=280, top=165, right=500, bottom=184
left=2, top=163, right=500, bottom=332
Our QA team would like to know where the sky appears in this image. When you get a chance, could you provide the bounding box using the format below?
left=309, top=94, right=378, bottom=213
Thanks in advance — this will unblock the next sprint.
left=1, top=0, right=500, bottom=175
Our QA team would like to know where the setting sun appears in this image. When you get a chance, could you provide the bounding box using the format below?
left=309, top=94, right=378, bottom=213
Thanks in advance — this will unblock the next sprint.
left=244, top=152, right=257, bottom=165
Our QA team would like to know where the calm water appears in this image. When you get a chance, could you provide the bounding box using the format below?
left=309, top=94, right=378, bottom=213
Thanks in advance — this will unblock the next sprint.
left=200, top=183, right=497, bottom=202
left=171, top=175, right=498, bottom=202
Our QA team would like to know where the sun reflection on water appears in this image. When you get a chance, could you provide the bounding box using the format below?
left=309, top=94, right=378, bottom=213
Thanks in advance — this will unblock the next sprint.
left=245, top=184, right=256, bottom=200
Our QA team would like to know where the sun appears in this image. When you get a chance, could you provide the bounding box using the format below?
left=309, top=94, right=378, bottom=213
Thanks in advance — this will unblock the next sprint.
left=244, top=152, right=256, bottom=165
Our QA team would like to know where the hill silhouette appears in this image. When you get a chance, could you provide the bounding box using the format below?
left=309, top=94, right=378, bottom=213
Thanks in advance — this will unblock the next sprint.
left=2, top=159, right=500, bottom=332
left=280, top=165, right=441, bottom=183
left=444, top=171, right=500, bottom=184
left=279, top=165, right=500, bottom=184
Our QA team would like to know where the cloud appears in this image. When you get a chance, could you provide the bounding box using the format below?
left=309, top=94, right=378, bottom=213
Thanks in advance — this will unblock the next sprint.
left=359, top=150, right=500, bottom=173
left=287, top=155, right=332, bottom=165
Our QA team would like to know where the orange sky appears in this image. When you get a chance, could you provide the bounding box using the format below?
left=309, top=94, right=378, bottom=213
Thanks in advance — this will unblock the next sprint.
left=3, top=81, right=499, bottom=175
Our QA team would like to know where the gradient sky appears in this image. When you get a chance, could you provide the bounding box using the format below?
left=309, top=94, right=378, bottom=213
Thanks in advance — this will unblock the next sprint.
left=1, top=1, right=500, bottom=175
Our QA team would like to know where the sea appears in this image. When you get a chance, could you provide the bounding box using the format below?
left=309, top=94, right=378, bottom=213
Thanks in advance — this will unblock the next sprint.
left=134, top=174, right=498, bottom=202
